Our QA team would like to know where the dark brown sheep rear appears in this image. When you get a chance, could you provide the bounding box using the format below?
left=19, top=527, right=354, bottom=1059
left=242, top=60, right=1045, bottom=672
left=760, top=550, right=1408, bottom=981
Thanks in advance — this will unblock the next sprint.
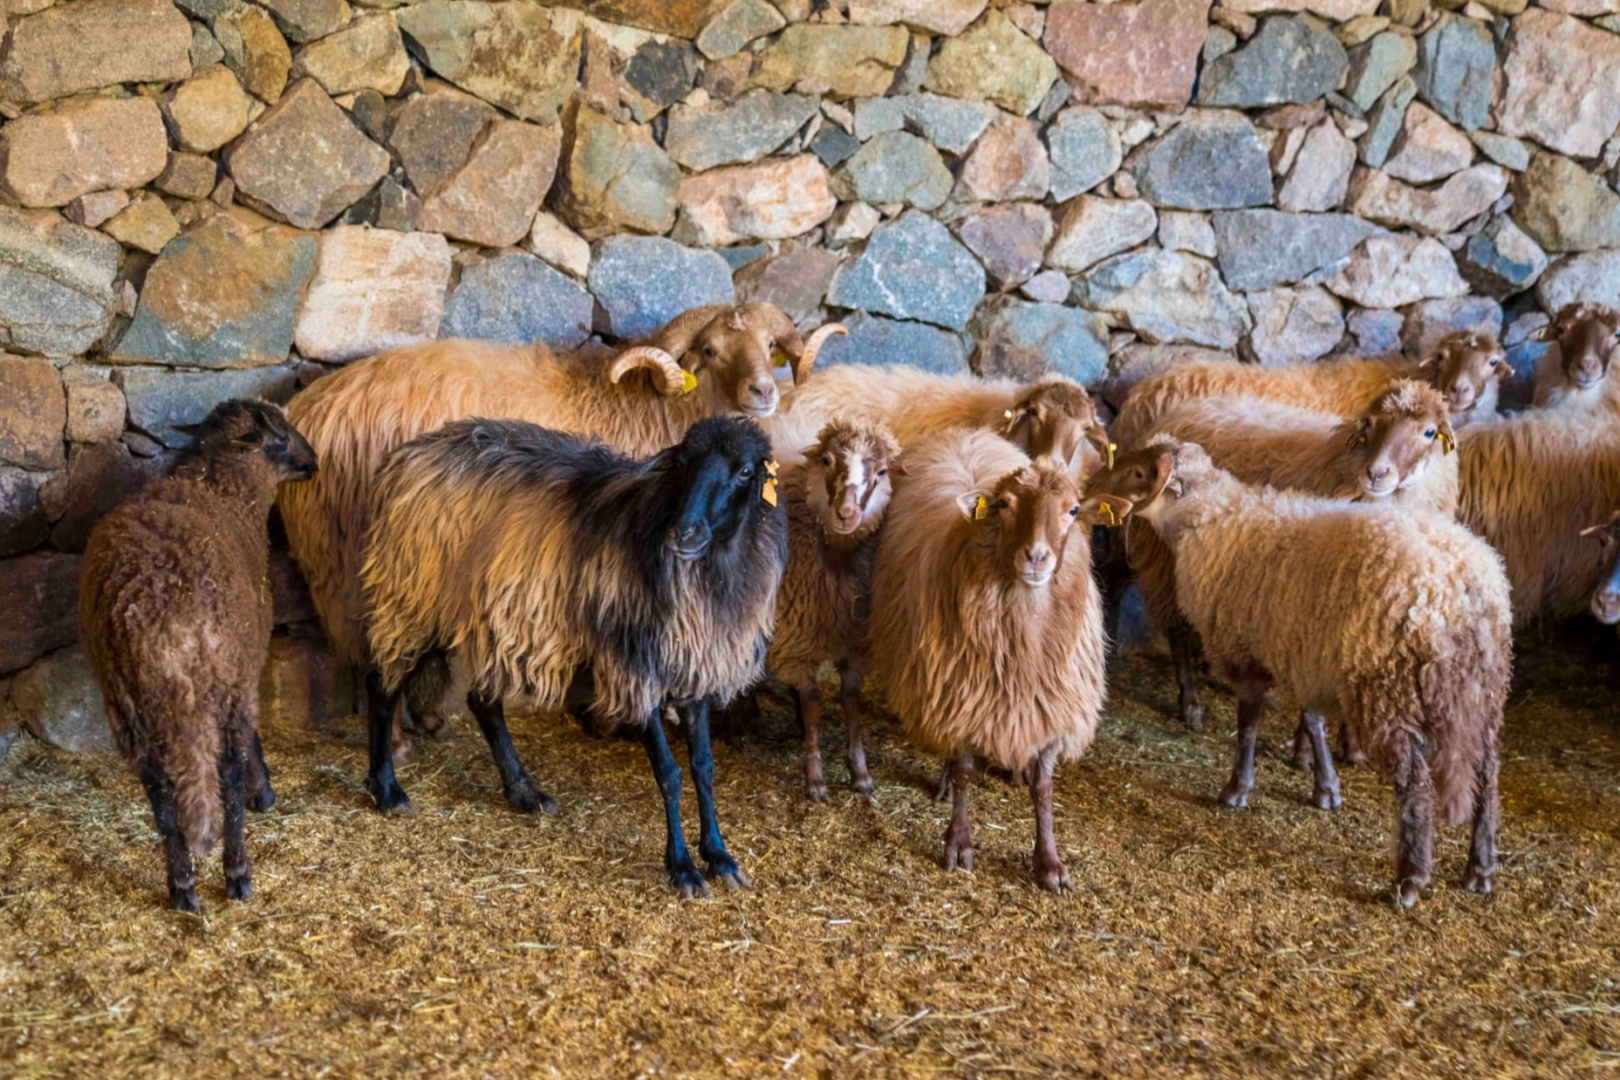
left=79, top=400, right=317, bottom=912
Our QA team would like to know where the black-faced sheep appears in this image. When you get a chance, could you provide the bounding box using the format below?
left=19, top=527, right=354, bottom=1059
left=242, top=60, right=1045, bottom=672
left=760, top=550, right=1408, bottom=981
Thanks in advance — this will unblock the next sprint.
left=869, top=428, right=1128, bottom=892
left=1090, top=438, right=1511, bottom=907
left=79, top=400, right=318, bottom=911
left=1113, top=332, right=1507, bottom=449
left=769, top=418, right=900, bottom=801
left=279, top=304, right=841, bottom=699
left=359, top=416, right=786, bottom=897
left=1529, top=303, right=1620, bottom=411
left=769, top=365, right=1113, bottom=473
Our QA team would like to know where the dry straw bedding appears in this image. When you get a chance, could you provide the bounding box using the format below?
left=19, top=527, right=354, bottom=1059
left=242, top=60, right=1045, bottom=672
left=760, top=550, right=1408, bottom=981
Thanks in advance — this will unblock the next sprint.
left=2, top=642, right=1618, bottom=1078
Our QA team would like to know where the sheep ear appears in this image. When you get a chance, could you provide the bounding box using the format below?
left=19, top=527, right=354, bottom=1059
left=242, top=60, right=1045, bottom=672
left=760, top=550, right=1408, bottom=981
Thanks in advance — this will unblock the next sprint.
left=1079, top=495, right=1133, bottom=528
left=230, top=429, right=267, bottom=449
left=1530, top=321, right=1556, bottom=342
left=798, top=443, right=820, bottom=460
left=956, top=491, right=991, bottom=522
left=1151, top=451, right=1179, bottom=500
left=1497, top=358, right=1514, bottom=378
left=888, top=460, right=907, bottom=478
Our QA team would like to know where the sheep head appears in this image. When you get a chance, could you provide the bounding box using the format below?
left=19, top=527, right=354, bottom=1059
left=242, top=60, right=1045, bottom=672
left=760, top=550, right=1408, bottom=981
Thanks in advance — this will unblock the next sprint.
left=172, top=399, right=318, bottom=484
left=1420, top=331, right=1508, bottom=417
left=1581, top=510, right=1620, bottom=625
left=1003, top=380, right=1115, bottom=474
left=1084, top=436, right=1218, bottom=531
left=957, top=458, right=1129, bottom=588
left=1344, top=380, right=1454, bottom=500
left=659, top=416, right=779, bottom=561
left=1533, top=303, right=1620, bottom=393
left=610, top=303, right=846, bottom=418
left=800, top=418, right=901, bottom=544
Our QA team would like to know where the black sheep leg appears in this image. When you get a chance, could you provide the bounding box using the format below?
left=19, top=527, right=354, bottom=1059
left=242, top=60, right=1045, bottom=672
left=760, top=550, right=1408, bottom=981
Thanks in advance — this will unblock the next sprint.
left=466, top=688, right=558, bottom=815
left=641, top=710, right=707, bottom=898
left=682, top=698, right=749, bottom=890
left=1462, top=732, right=1500, bottom=897
left=220, top=732, right=252, bottom=901
left=1167, top=620, right=1205, bottom=729
left=364, top=671, right=414, bottom=817
left=1219, top=691, right=1265, bottom=809
left=245, top=728, right=275, bottom=813
left=138, top=755, right=197, bottom=913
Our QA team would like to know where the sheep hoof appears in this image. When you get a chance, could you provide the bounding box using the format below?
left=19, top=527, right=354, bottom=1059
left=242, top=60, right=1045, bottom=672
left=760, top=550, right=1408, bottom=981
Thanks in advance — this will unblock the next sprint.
left=944, top=841, right=974, bottom=873
left=506, top=780, right=560, bottom=816
left=248, top=784, right=276, bottom=814
left=1461, top=869, right=1493, bottom=896
left=850, top=775, right=876, bottom=797
left=668, top=859, right=712, bottom=899
left=1396, top=879, right=1424, bottom=908
left=1313, top=784, right=1342, bottom=812
left=226, top=873, right=253, bottom=901
left=1034, top=863, right=1074, bottom=894
left=806, top=782, right=829, bottom=803
left=1180, top=704, right=1205, bottom=731
left=709, top=859, right=752, bottom=892
left=1218, top=782, right=1250, bottom=809
left=367, top=780, right=417, bottom=818
left=168, top=886, right=200, bottom=914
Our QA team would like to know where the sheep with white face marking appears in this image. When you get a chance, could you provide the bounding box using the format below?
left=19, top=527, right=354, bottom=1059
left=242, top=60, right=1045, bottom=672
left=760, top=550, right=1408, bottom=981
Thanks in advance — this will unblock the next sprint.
left=1090, top=438, right=1511, bottom=907
left=769, top=364, right=1113, bottom=473
left=869, top=428, right=1129, bottom=892
left=279, top=304, right=843, bottom=725
left=1114, top=333, right=1508, bottom=448
left=769, top=419, right=901, bottom=801
left=79, top=400, right=318, bottom=912
left=1529, top=303, right=1620, bottom=411
left=359, top=416, right=786, bottom=897
left=1580, top=512, right=1620, bottom=626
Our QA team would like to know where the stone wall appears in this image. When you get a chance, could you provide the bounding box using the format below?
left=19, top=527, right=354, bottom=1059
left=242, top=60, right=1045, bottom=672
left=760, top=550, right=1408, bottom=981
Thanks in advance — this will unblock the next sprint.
left=2, top=0, right=1618, bottom=756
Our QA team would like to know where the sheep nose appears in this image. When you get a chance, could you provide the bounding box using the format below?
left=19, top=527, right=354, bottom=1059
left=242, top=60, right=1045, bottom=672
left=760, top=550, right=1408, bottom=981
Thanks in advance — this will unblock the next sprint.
left=1026, top=545, right=1052, bottom=569
left=836, top=502, right=860, bottom=526
left=669, top=523, right=708, bottom=555
left=1595, top=591, right=1620, bottom=624
left=1449, top=383, right=1472, bottom=404
left=747, top=378, right=778, bottom=409
left=1366, top=465, right=1391, bottom=486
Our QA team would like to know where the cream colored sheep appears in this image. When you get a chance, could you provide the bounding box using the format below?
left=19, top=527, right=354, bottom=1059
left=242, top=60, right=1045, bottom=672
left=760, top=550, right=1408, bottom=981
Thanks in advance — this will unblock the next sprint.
left=1091, top=439, right=1511, bottom=907
left=1529, top=304, right=1620, bottom=412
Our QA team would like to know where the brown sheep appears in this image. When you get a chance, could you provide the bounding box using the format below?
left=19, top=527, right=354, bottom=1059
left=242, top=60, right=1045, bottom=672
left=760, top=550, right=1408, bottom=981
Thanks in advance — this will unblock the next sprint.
left=1530, top=303, right=1620, bottom=411
left=870, top=428, right=1129, bottom=891
left=1113, top=332, right=1507, bottom=449
left=278, top=303, right=843, bottom=733
left=79, top=400, right=318, bottom=912
left=1090, top=439, right=1511, bottom=907
left=769, top=419, right=901, bottom=801
left=1581, top=511, right=1620, bottom=625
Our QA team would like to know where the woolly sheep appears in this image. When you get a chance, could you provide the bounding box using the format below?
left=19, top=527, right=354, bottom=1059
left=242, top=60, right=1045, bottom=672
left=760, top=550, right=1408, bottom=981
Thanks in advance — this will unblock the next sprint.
left=869, top=428, right=1129, bottom=892
left=359, top=417, right=786, bottom=897
left=1090, top=438, right=1511, bottom=907
left=769, top=419, right=901, bottom=801
left=1529, top=303, right=1620, bottom=412
left=79, top=401, right=318, bottom=911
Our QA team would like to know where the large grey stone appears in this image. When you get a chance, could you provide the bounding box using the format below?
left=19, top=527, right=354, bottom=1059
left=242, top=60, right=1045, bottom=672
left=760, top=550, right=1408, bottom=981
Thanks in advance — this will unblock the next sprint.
left=396, top=1, right=581, bottom=124
left=1345, top=30, right=1417, bottom=113
left=1073, top=249, right=1251, bottom=348
left=749, top=24, right=910, bottom=100
left=1244, top=285, right=1344, bottom=366
left=227, top=79, right=391, bottom=229
left=1511, top=153, right=1620, bottom=255
left=954, top=202, right=1054, bottom=289
left=1276, top=120, right=1357, bottom=212
left=0, top=95, right=169, bottom=209
left=827, top=211, right=986, bottom=331
left=1324, top=234, right=1468, bottom=309
left=1047, top=197, right=1158, bottom=274
left=0, top=553, right=82, bottom=674
left=0, top=468, right=49, bottom=559
left=972, top=299, right=1109, bottom=384
left=1400, top=295, right=1502, bottom=358
left=114, top=215, right=317, bottom=368
left=1497, top=9, right=1620, bottom=160
left=587, top=237, right=735, bottom=341
left=552, top=107, right=680, bottom=240
left=0, top=207, right=120, bottom=357
left=839, top=131, right=953, bottom=211
left=388, top=81, right=499, bottom=194
left=625, top=38, right=701, bottom=112
left=416, top=119, right=561, bottom=248
left=257, top=0, right=353, bottom=44
left=1459, top=215, right=1548, bottom=297
left=894, top=93, right=997, bottom=154
left=116, top=366, right=298, bottom=449
left=1197, top=16, right=1349, bottom=108
left=10, top=646, right=111, bottom=754
left=664, top=90, right=821, bottom=172
left=813, top=311, right=972, bottom=374
left=441, top=252, right=593, bottom=349
left=1536, top=250, right=1620, bottom=313
left=1348, top=164, right=1509, bottom=236
left=923, top=10, right=1058, bottom=117
left=1414, top=14, right=1495, bottom=131
left=1046, top=107, right=1122, bottom=202
left=0, top=0, right=193, bottom=104
left=1211, top=209, right=1383, bottom=291
left=733, top=245, right=843, bottom=325
left=1126, top=110, right=1273, bottom=210
left=696, top=0, right=785, bottom=59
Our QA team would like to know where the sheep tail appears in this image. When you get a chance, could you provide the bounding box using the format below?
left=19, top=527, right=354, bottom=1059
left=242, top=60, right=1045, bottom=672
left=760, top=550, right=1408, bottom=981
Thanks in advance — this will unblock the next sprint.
left=1420, top=617, right=1510, bottom=828
left=405, top=651, right=453, bottom=726
left=167, top=717, right=225, bottom=857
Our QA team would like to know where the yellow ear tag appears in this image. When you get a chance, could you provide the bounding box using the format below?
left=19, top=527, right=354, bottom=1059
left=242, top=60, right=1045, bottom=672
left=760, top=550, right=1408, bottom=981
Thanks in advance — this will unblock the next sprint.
left=974, top=495, right=989, bottom=520
left=1439, top=431, right=1455, bottom=455
left=1097, top=500, right=1118, bottom=527
left=1003, top=409, right=1016, bottom=420
left=762, top=477, right=778, bottom=507
left=765, top=459, right=778, bottom=478
left=681, top=370, right=698, bottom=394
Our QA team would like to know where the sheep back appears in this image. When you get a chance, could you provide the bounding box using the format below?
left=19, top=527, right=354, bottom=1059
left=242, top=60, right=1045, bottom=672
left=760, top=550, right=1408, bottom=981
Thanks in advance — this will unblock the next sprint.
left=871, top=429, right=1106, bottom=772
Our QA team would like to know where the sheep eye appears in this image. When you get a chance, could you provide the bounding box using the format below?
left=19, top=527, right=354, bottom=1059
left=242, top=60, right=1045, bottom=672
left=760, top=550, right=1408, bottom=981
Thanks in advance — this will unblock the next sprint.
left=1489, top=357, right=1499, bottom=366
left=877, top=467, right=888, bottom=476
left=738, top=466, right=754, bottom=481
left=1025, top=407, right=1038, bottom=418
left=704, top=346, right=718, bottom=358
left=821, top=454, right=834, bottom=467
left=1425, top=429, right=1436, bottom=439
left=1068, top=506, right=1080, bottom=518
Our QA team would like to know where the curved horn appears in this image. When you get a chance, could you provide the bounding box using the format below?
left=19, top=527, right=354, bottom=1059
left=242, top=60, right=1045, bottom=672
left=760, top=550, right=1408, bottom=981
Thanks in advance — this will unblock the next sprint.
left=796, top=323, right=848, bottom=385
left=609, top=346, right=689, bottom=396
left=649, top=304, right=731, bottom=361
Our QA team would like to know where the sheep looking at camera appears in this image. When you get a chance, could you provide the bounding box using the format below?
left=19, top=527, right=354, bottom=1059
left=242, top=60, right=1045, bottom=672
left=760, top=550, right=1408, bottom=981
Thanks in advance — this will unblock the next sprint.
left=79, top=400, right=318, bottom=911
left=1529, top=303, right=1620, bottom=412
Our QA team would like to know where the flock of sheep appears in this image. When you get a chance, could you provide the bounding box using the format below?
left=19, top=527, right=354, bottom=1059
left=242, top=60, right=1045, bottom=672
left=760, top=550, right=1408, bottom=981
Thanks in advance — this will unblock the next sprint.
left=73, top=298, right=1620, bottom=913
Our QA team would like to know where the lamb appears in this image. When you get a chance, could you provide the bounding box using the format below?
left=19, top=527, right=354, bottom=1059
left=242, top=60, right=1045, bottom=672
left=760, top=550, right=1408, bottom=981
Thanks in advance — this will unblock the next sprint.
left=1129, top=380, right=1459, bottom=753
left=869, top=427, right=1130, bottom=891
left=768, top=419, right=901, bottom=801
left=1529, top=303, right=1620, bottom=411
left=1113, top=332, right=1508, bottom=448
left=1090, top=438, right=1511, bottom=907
left=768, top=364, right=1113, bottom=473
left=79, top=400, right=319, bottom=911
left=359, top=416, right=786, bottom=897
left=1458, top=402, right=1620, bottom=626
left=279, top=303, right=842, bottom=717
